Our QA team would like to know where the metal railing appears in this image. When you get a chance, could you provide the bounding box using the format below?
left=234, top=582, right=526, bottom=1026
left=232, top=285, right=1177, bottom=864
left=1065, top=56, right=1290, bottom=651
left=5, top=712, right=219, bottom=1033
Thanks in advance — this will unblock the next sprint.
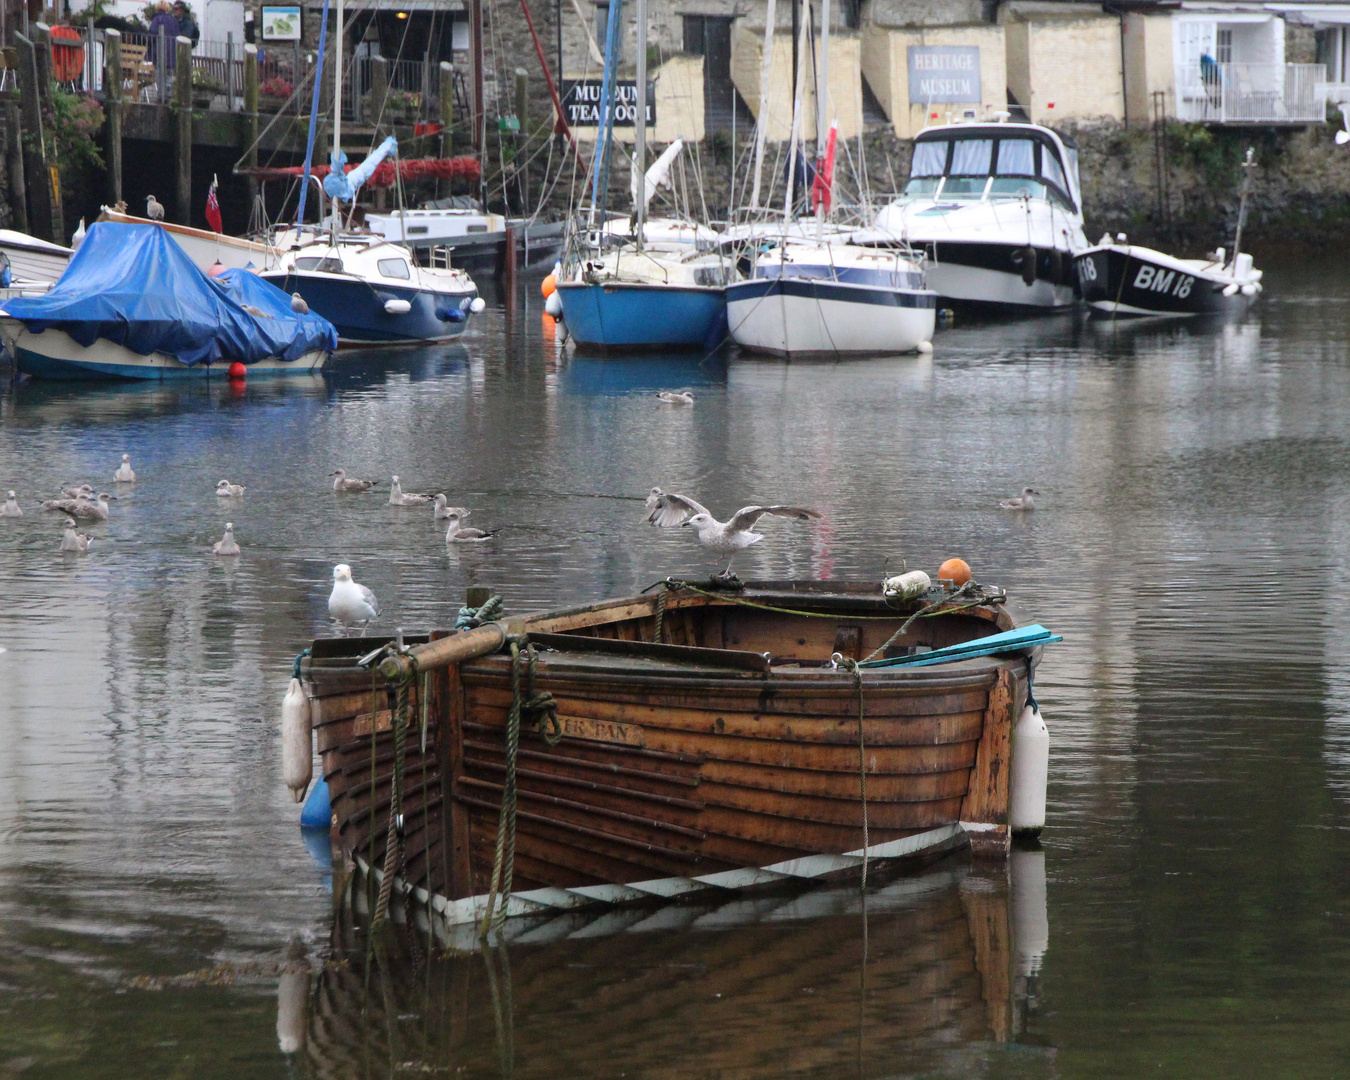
left=1175, top=62, right=1326, bottom=124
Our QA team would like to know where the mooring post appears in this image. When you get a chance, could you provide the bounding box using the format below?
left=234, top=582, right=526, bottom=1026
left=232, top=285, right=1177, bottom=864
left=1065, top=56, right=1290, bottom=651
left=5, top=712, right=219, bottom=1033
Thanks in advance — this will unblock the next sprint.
left=438, top=61, right=453, bottom=198
left=104, top=29, right=123, bottom=206
left=32, top=22, right=62, bottom=242
left=5, top=97, right=28, bottom=234
left=13, top=32, right=52, bottom=241
left=174, top=35, right=192, bottom=224
left=243, top=44, right=258, bottom=208
left=504, top=224, right=517, bottom=298
left=225, top=32, right=235, bottom=109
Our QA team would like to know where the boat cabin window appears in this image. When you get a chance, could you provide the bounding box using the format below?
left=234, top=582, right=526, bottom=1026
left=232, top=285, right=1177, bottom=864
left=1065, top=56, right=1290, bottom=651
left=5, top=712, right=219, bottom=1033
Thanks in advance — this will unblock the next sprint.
left=951, top=139, right=992, bottom=176
left=467, top=225, right=489, bottom=234
left=407, top=226, right=429, bottom=236
left=996, top=138, right=1035, bottom=176
left=906, top=131, right=1077, bottom=212
left=1040, top=150, right=1067, bottom=192
left=295, top=256, right=343, bottom=272
left=910, top=140, right=947, bottom=177
left=377, top=258, right=411, bottom=279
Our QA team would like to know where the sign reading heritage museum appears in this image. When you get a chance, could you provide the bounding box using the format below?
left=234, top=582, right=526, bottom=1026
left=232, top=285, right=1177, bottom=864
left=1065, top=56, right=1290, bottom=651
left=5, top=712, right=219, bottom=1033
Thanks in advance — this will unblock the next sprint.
left=907, top=46, right=981, bottom=105
left=561, top=80, right=656, bottom=127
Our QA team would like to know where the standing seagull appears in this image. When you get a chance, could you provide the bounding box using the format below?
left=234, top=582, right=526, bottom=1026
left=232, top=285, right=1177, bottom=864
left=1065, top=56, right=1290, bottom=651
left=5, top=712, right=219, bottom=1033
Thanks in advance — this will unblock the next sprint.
left=444, top=508, right=494, bottom=543
left=216, top=479, right=246, bottom=497
left=1, top=491, right=22, bottom=517
left=59, top=518, right=91, bottom=553
left=330, top=469, right=375, bottom=493
left=645, top=488, right=821, bottom=576
left=213, top=522, right=241, bottom=556
left=389, top=475, right=433, bottom=506
left=145, top=195, right=165, bottom=221
left=999, top=487, right=1039, bottom=511
left=114, top=454, right=136, bottom=483
left=328, top=564, right=379, bottom=634
left=290, top=292, right=310, bottom=315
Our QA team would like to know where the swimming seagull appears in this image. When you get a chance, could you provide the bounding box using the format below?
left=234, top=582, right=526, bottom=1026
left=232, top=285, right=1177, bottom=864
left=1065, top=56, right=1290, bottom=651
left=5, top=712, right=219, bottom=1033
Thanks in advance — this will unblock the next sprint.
left=1, top=491, right=21, bottom=517
left=389, top=475, right=433, bottom=506
left=444, top=509, right=494, bottom=543
left=644, top=488, right=822, bottom=576
left=290, top=292, right=309, bottom=315
left=329, top=564, right=378, bottom=634
left=145, top=195, right=165, bottom=221
left=61, top=484, right=95, bottom=499
left=59, top=518, right=91, bottom=553
left=67, top=493, right=114, bottom=521
left=999, top=487, right=1039, bottom=511
left=431, top=494, right=456, bottom=519
left=114, top=454, right=136, bottom=483
left=213, top=522, right=241, bottom=556
left=330, top=469, right=375, bottom=493
left=216, top=479, right=246, bottom=497
left=657, top=390, right=694, bottom=405
left=41, top=493, right=94, bottom=514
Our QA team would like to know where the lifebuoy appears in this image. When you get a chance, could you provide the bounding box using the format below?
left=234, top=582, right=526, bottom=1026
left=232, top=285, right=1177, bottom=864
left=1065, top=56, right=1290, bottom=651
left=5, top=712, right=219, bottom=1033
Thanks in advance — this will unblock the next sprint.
left=51, top=25, right=85, bottom=83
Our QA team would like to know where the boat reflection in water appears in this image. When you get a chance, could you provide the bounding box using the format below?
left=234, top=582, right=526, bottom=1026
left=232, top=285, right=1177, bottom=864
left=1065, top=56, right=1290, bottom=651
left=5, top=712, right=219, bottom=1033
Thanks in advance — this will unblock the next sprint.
left=283, top=856, right=1052, bottom=1077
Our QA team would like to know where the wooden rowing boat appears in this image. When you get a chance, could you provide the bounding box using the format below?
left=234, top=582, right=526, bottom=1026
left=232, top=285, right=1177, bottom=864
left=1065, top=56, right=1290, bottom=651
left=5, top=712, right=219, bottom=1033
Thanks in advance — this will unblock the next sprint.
left=300, top=579, right=1048, bottom=928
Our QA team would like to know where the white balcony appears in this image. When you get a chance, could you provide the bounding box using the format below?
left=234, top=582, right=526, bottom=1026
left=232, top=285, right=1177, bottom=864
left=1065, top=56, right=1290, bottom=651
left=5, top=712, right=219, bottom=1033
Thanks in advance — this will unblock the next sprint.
left=1175, top=62, right=1326, bottom=124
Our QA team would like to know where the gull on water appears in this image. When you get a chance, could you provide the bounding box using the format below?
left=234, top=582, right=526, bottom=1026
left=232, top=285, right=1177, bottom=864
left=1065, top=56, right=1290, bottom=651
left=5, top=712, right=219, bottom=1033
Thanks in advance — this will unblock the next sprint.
left=329, top=564, right=379, bottom=634
left=114, top=454, right=136, bottom=483
left=42, top=493, right=94, bottom=514
left=216, top=480, right=246, bottom=497
left=213, top=523, right=241, bottom=556
left=59, top=518, right=91, bottom=553
left=331, top=469, right=375, bottom=493
left=645, top=488, right=822, bottom=575
left=1, top=491, right=22, bottom=517
left=431, top=494, right=457, bottom=519
left=62, top=484, right=95, bottom=499
left=657, top=390, right=694, bottom=405
left=66, top=493, right=114, bottom=521
left=444, top=509, right=493, bottom=543
left=389, top=476, right=434, bottom=506
left=999, top=487, right=1039, bottom=511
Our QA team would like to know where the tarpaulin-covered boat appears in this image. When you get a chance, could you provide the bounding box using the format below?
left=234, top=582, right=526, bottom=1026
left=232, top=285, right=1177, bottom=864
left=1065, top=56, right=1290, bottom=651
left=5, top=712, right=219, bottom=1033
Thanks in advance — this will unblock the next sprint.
left=0, top=223, right=337, bottom=380
left=293, top=578, right=1056, bottom=929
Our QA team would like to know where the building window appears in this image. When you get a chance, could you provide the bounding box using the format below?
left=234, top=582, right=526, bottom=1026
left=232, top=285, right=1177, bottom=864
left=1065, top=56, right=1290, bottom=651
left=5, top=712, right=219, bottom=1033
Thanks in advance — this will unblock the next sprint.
left=1216, top=28, right=1232, bottom=64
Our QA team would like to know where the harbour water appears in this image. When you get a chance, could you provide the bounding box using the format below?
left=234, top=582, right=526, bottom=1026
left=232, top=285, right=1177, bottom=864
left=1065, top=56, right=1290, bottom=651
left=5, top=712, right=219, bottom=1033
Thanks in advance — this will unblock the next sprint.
left=3, top=268, right=1350, bottom=1076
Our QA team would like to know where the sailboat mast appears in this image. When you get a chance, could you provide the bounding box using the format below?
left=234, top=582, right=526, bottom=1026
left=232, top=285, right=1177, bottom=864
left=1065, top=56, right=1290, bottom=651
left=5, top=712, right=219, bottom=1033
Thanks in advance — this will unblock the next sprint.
left=783, top=0, right=809, bottom=226
left=634, top=0, right=646, bottom=251
left=814, top=0, right=828, bottom=233
left=748, top=0, right=776, bottom=212
left=333, top=0, right=343, bottom=164
left=590, top=0, right=624, bottom=224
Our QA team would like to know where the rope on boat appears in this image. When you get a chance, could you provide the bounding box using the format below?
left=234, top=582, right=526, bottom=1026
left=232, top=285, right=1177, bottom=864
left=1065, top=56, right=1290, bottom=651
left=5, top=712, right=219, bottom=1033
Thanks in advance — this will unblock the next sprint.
left=457, top=594, right=504, bottom=630
left=832, top=655, right=871, bottom=891
left=861, top=580, right=995, bottom=663
left=653, top=586, right=668, bottom=643
left=291, top=647, right=311, bottom=680
left=373, top=654, right=417, bottom=928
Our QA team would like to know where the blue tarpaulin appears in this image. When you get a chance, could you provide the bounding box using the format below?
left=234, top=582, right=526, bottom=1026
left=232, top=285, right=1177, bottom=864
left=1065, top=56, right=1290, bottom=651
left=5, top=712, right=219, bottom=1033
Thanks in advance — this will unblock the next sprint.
left=4, top=223, right=338, bottom=365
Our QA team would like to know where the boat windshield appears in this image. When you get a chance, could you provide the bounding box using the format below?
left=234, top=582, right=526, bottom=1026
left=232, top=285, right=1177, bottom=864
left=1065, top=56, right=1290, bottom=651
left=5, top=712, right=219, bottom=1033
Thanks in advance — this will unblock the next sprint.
left=295, top=256, right=344, bottom=273
left=905, top=130, right=1077, bottom=212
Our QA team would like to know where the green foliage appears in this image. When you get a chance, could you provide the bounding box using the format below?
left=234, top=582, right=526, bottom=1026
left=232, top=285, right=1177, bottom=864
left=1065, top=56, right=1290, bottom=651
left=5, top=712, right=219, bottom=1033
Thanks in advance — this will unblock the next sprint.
left=50, top=89, right=104, bottom=176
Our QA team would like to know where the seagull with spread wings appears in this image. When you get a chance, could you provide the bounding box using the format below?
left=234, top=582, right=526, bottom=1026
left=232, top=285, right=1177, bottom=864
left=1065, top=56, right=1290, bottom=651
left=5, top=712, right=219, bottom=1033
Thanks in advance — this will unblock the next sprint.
left=645, top=488, right=821, bottom=576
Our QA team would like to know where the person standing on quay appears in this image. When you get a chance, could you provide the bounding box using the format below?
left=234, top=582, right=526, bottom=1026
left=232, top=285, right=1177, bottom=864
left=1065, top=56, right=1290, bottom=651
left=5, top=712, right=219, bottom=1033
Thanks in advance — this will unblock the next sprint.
left=173, top=1, right=199, bottom=46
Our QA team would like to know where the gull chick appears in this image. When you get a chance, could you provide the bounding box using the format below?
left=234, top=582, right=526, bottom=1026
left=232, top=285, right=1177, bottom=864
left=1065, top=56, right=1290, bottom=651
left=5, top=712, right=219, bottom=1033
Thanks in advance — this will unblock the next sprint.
left=645, top=488, right=821, bottom=575
left=213, top=522, right=241, bottom=556
left=389, top=475, right=433, bottom=506
left=657, top=390, right=694, bottom=405
left=59, top=517, right=91, bottom=553
left=331, top=469, right=375, bottom=493
left=999, top=487, right=1039, bottom=511
left=444, top=509, right=493, bottom=543
left=329, top=564, right=378, bottom=634
left=216, top=479, right=246, bottom=497
left=114, top=454, right=136, bottom=483
left=1, top=490, right=22, bottom=517
left=431, top=493, right=457, bottom=519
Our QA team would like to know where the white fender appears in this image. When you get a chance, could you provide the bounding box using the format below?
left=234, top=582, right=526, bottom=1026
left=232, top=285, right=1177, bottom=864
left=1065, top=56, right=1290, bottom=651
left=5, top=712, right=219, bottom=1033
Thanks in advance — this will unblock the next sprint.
left=469, top=297, right=486, bottom=314
left=1010, top=848, right=1048, bottom=978
left=544, top=290, right=563, bottom=319
left=915, top=340, right=933, bottom=354
left=276, top=964, right=309, bottom=1054
left=882, top=569, right=931, bottom=601
left=1010, top=703, right=1049, bottom=834
left=383, top=298, right=412, bottom=315
left=282, top=677, right=313, bottom=803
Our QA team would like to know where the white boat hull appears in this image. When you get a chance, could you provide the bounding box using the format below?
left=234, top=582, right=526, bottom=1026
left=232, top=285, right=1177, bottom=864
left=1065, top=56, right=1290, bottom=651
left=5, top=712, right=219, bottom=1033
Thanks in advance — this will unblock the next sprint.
left=727, top=278, right=936, bottom=356
left=0, top=319, right=328, bottom=380
left=927, top=259, right=1077, bottom=311
left=98, top=211, right=275, bottom=273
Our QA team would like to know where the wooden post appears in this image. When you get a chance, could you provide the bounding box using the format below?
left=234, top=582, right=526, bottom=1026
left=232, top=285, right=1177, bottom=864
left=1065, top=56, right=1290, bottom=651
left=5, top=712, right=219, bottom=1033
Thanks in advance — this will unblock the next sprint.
left=32, top=22, right=60, bottom=242
left=514, top=67, right=528, bottom=214
left=438, top=60, right=452, bottom=176
left=225, top=32, right=235, bottom=109
left=243, top=44, right=258, bottom=209
left=103, top=29, right=122, bottom=206
left=370, top=54, right=388, bottom=130
left=4, top=99, right=27, bottom=235
left=503, top=223, right=517, bottom=298
left=174, top=35, right=192, bottom=224
left=13, top=33, right=51, bottom=240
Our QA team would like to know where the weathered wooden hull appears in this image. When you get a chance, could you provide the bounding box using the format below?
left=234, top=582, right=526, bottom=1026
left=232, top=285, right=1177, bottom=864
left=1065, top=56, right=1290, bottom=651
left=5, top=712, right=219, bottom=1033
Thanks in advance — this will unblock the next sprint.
left=304, top=581, right=1040, bottom=926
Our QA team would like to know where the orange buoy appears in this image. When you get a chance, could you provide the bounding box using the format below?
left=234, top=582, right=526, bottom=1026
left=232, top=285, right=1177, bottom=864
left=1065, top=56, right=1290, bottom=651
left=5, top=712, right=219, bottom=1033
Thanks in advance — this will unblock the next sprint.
left=541, top=273, right=557, bottom=298
left=208, top=260, right=226, bottom=277
left=938, top=557, right=971, bottom=587
left=228, top=362, right=247, bottom=379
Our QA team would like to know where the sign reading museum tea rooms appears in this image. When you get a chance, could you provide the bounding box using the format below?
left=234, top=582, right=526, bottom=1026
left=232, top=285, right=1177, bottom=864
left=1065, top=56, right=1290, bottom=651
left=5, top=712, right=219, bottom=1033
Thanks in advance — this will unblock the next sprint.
left=561, top=80, right=656, bottom=127
left=907, top=46, right=980, bottom=105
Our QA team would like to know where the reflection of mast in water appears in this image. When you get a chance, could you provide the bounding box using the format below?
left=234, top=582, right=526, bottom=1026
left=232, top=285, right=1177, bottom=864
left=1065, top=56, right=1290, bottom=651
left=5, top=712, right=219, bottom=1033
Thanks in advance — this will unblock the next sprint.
left=288, top=864, right=1057, bottom=1079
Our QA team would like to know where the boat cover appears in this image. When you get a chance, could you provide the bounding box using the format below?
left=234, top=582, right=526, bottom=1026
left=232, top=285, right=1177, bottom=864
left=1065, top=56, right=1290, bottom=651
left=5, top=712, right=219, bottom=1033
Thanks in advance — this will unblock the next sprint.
left=3, top=223, right=337, bottom=365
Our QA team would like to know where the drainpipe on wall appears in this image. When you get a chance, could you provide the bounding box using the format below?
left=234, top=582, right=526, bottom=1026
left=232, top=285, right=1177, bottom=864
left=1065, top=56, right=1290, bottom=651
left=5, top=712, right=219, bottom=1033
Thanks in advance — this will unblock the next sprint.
left=982, top=0, right=1001, bottom=24
left=1104, top=3, right=1128, bottom=123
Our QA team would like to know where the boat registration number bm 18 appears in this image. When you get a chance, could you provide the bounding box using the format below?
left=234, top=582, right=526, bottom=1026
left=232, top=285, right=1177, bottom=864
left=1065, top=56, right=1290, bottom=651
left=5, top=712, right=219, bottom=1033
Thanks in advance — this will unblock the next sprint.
left=1132, top=265, right=1194, bottom=298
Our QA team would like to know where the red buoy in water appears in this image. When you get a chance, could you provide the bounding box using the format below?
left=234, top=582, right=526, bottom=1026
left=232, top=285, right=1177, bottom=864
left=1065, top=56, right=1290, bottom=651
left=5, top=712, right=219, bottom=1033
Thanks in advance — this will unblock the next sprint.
left=228, top=361, right=247, bottom=379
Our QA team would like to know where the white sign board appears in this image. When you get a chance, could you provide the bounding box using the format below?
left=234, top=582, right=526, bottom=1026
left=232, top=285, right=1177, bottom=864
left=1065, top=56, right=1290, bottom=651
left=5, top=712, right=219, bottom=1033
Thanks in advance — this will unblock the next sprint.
left=261, top=5, right=301, bottom=41
left=907, top=46, right=980, bottom=105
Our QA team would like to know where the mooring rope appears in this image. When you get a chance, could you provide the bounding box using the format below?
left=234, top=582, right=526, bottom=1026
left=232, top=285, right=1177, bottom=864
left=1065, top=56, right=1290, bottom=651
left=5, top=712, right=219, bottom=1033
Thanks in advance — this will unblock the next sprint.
left=480, top=641, right=525, bottom=937
left=653, top=585, right=669, bottom=644
left=833, top=655, right=872, bottom=891
left=373, top=654, right=417, bottom=928
left=861, top=580, right=990, bottom=663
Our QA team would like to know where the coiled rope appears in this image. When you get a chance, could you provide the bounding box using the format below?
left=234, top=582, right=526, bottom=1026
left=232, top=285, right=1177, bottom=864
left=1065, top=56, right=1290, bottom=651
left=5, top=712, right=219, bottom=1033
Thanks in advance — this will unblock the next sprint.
left=458, top=594, right=504, bottom=630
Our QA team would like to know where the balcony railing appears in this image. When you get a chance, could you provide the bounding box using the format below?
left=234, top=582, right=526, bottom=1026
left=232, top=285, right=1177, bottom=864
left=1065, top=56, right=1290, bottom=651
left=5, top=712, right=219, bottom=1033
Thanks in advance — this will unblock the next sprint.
left=1175, top=62, right=1326, bottom=124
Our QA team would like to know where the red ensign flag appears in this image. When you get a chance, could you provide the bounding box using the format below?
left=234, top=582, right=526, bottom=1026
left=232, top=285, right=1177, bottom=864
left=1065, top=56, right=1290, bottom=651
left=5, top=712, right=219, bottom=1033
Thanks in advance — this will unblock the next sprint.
left=205, top=177, right=222, bottom=233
